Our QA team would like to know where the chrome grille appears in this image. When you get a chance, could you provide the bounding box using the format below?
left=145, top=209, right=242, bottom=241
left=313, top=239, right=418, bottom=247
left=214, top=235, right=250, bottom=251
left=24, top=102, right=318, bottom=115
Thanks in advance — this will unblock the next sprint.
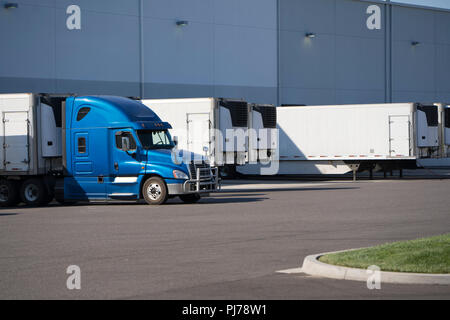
left=189, top=162, right=212, bottom=180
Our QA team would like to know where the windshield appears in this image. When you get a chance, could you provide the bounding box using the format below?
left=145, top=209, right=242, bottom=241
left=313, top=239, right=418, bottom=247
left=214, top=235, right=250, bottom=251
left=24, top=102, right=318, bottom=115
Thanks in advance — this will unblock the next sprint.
left=137, top=129, right=175, bottom=150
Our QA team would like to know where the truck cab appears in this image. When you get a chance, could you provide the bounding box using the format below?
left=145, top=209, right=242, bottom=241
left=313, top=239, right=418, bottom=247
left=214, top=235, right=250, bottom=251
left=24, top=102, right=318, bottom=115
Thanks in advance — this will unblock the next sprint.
left=61, top=96, right=219, bottom=205
left=0, top=94, right=219, bottom=206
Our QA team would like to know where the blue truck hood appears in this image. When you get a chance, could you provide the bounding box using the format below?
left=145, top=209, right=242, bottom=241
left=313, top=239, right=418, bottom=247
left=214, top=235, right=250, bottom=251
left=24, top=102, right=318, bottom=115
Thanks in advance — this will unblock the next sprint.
left=147, top=148, right=183, bottom=167
left=145, top=149, right=207, bottom=176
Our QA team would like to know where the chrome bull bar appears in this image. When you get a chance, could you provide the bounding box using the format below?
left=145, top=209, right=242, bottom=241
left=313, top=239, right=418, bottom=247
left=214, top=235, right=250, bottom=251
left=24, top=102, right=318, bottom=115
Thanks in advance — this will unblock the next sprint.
left=183, top=167, right=221, bottom=194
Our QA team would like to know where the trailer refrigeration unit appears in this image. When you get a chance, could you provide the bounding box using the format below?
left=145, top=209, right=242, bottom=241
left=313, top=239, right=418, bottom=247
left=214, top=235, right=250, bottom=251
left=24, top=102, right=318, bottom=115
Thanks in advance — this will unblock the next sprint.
left=0, top=93, right=219, bottom=207
left=274, top=103, right=448, bottom=177
left=141, top=98, right=249, bottom=171
left=438, top=103, right=450, bottom=158
left=247, top=104, right=278, bottom=163
left=444, top=104, right=450, bottom=157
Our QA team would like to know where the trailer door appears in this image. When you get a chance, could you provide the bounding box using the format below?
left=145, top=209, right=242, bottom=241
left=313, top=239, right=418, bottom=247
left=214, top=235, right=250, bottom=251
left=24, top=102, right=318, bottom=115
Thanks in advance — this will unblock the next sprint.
left=187, top=113, right=210, bottom=158
left=3, top=112, right=29, bottom=171
left=389, top=115, right=410, bottom=157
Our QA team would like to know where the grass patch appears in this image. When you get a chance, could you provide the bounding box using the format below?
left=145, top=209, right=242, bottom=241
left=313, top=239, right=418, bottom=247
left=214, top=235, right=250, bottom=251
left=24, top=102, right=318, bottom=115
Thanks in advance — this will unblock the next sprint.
left=319, top=233, right=450, bottom=274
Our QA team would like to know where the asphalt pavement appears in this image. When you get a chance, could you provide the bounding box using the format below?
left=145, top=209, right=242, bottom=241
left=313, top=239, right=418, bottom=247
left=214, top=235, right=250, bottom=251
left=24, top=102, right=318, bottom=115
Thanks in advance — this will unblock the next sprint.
left=0, top=178, right=449, bottom=299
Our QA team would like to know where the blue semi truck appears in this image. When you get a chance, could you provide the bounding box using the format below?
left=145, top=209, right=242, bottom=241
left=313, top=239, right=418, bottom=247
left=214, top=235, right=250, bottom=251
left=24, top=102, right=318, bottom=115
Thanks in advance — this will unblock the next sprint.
left=0, top=93, right=220, bottom=206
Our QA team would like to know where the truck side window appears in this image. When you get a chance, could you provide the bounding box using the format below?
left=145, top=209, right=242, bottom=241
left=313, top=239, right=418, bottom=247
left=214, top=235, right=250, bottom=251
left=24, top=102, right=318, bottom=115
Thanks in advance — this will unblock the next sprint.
left=77, top=107, right=91, bottom=121
left=78, top=137, right=86, bottom=154
left=115, top=132, right=136, bottom=150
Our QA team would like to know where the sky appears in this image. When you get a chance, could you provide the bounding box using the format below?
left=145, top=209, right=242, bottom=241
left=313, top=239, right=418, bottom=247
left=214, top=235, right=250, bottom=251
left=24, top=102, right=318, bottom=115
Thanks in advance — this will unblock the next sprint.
left=391, top=0, right=450, bottom=9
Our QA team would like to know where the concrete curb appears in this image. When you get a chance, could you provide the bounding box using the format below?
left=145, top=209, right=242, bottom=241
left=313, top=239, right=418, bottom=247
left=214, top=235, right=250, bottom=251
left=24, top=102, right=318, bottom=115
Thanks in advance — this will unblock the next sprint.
left=297, top=251, right=450, bottom=285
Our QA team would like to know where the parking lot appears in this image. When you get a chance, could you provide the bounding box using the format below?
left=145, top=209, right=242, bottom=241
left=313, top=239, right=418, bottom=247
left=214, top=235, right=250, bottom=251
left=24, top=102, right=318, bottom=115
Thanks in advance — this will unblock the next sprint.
left=0, top=177, right=449, bottom=299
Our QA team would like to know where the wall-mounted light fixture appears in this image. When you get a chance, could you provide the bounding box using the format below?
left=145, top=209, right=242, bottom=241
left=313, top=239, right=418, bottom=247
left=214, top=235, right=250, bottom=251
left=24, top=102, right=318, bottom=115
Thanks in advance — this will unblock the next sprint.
left=4, top=2, right=19, bottom=9
left=411, top=41, right=420, bottom=47
left=305, top=32, right=316, bottom=39
left=176, top=20, right=189, bottom=27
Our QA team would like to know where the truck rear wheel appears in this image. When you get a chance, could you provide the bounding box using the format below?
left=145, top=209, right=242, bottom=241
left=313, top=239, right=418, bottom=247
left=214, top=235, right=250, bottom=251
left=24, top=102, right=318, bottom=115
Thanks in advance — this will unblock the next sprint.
left=142, top=177, right=168, bottom=205
left=20, top=178, right=48, bottom=206
left=0, top=180, right=20, bottom=207
left=179, top=193, right=201, bottom=204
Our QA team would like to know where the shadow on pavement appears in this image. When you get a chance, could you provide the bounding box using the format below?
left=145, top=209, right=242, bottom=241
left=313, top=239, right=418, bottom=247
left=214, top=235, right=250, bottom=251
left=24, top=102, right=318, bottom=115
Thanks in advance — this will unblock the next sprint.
left=2, top=186, right=359, bottom=209
left=221, top=187, right=359, bottom=193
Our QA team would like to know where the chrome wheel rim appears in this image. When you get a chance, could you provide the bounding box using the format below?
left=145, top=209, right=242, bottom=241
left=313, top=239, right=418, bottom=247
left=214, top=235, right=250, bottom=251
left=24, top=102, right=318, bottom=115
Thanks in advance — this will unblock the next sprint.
left=147, top=183, right=162, bottom=201
left=0, top=185, right=9, bottom=202
left=24, top=184, right=39, bottom=202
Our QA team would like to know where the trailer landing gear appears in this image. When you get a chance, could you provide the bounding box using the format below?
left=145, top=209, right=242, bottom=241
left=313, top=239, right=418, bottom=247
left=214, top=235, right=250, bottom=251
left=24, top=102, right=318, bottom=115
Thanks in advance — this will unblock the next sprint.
left=348, top=164, right=360, bottom=182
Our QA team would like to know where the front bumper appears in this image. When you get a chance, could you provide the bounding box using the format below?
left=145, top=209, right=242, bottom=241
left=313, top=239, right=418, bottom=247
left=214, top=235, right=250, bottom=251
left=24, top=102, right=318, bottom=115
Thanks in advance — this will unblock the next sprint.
left=167, top=167, right=221, bottom=196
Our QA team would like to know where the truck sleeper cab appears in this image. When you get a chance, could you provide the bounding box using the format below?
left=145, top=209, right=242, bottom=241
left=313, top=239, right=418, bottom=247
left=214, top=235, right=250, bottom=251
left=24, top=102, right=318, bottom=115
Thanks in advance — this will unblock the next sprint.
left=0, top=94, right=219, bottom=207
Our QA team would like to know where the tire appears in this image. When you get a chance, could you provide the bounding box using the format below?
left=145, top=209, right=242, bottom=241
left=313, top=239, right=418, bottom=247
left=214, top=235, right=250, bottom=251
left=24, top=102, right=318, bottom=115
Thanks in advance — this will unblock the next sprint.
left=0, top=180, right=20, bottom=207
left=179, top=193, right=201, bottom=204
left=20, top=178, right=48, bottom=206
left=142, top=177, right=168, bottom=205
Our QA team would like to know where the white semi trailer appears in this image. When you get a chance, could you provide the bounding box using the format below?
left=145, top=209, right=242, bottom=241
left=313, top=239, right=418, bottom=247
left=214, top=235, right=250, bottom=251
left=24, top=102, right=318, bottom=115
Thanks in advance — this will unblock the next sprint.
left=141, top=98, right=278, bottom=177
left=141, top=98, right=249, bottom=170
left=239, top=102, right=450, bottom=177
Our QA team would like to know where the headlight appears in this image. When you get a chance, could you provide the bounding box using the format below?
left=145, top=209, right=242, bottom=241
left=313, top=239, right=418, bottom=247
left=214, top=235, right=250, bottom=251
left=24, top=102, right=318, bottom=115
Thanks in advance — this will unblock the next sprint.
left=173, top=170, right=189, bottom=180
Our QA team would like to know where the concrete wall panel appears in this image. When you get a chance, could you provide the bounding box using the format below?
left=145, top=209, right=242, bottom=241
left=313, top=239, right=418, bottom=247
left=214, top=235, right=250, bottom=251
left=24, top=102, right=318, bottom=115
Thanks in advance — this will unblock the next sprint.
left=335, top=36, right=385, bottom=91
left=335, top=89, right=385, bottom=104
left=214, top=0, right=276, bottom=29
left=0, top=4, right=55, bottom=79
left=280, top=31, right=335, bottom=89
left=392, top=6, right=436, bottom=43
left=280, top=0, right=335, bottom=34
left=436, top=44, right=450, bottom=93
left=436, top=11, right=450, bottom=45
left=392, top=41, right=435, bottom=92
left=55, top=9, right=140, bottom=82
left=336, top=0, right=384, bottom=39
left=143, top=0, right=213, bottom=23
left=1, top=0, right=450, bottom=105
left=281, top=88, right=335, bottom=106
left=393, top=91, right=436, bottom=103
left=57, top=0, right=139, bottom=16
left=144, top=18, right=214, bottom=85
left=214, top=25, right=277, bottom=87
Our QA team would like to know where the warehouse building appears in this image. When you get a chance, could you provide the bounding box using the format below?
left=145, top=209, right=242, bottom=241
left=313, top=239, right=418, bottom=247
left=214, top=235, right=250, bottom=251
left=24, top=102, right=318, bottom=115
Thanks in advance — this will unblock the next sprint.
left=1, top=0, right=449, bottom=105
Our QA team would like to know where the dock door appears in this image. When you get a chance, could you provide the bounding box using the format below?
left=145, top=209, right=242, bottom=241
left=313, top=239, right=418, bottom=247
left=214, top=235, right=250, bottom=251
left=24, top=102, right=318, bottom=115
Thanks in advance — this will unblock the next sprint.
left=389, top=115, right=410, bottom=157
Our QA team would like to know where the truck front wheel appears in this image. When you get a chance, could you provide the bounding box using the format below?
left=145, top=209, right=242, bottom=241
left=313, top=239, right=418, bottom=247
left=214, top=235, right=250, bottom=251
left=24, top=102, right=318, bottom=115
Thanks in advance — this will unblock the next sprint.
left=179, top=193, right=201, bottom=204
left=20, top=178, right=48, bottom=206
left=0, top=180, right=20, bottom=207
left=142, top=177, right=168, bottom=205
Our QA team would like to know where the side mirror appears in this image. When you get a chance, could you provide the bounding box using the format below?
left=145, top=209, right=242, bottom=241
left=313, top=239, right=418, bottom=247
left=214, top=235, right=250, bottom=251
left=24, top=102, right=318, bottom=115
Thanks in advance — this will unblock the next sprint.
left=173, top=136, right=178, bottom=146
left=121, top=136, right=131, bottom=152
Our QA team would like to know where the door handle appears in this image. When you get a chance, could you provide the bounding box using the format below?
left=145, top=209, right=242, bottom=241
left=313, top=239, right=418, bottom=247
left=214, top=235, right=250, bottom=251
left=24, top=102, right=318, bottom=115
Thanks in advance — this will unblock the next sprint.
left=114, top=162, right=119, bottom=170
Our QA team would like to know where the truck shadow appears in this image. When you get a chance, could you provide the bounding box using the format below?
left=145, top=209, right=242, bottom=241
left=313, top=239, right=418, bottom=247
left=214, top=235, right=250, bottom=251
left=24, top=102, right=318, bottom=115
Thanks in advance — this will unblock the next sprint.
left=1, top=187, right=359, bottom=209
left=219, top=186, right=359, bottom=193
left=167, top=196, right=269, bottom=205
